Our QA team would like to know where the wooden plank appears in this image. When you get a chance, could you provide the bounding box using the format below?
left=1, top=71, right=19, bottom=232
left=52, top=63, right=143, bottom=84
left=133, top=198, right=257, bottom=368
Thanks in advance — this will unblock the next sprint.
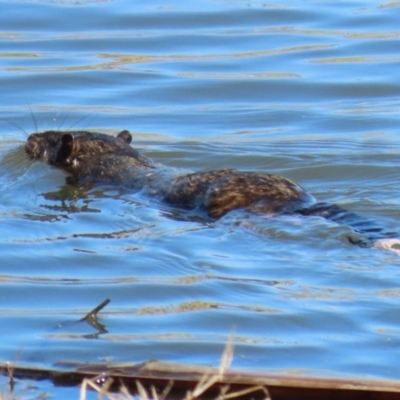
left=2, top=360, right=400, bottom=400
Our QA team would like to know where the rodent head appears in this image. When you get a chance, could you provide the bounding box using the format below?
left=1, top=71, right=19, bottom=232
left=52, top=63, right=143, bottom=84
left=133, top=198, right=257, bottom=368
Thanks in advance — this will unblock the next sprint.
left=26, top=129, right=139, bottom=168
left=25, top=130, right=64, bottom=163
left=51, top=130, right=134, bottom=168
left=26, top=129, right=155, bottom=185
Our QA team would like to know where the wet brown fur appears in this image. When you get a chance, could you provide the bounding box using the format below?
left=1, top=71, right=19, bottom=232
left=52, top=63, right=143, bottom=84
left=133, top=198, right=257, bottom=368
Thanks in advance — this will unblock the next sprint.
left=25, top=130, right=314, bottom=219
left=157, top=169, right=310, bottom=218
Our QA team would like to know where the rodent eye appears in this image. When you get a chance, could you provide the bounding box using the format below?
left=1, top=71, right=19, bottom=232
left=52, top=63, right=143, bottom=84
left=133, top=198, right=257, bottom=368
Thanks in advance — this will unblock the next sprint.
left=61, top=157, right=73, bottom=166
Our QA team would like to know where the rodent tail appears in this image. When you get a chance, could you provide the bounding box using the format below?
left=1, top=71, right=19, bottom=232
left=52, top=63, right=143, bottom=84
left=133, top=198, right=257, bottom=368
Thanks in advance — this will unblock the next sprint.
left=297, top=202, right=398, bottom=247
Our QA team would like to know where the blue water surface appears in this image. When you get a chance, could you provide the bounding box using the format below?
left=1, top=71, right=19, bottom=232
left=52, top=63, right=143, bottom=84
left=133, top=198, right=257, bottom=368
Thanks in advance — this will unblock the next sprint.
left=1, top=0, right=400, bottom=398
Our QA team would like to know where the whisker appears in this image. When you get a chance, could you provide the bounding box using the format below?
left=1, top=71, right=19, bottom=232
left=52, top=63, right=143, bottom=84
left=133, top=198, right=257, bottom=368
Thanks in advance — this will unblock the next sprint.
left=26, top=101, right=39, bottom=133
left=56, top=111, right=71, bottom=131
left=0, top=118, right=29, bottom=137
left=66, top=112, right=95, bottom=132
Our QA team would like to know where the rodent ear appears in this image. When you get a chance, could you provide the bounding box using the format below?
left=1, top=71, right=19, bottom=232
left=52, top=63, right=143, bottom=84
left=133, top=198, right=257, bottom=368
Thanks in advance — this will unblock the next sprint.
left=55, top=133, right=75, bottom=164
left=61, top=133, right=74, bottom=148
left=117, top=130, right=132, bottom=144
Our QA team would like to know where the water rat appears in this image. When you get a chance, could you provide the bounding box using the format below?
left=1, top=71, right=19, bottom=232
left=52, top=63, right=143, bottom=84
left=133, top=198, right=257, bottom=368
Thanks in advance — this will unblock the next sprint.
left=25, top=129, right=398, bottom=248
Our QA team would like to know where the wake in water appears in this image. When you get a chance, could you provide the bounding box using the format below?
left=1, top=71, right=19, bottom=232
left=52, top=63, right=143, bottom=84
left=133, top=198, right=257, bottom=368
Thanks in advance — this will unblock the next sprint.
left=23, top=129, right=400, bottom=254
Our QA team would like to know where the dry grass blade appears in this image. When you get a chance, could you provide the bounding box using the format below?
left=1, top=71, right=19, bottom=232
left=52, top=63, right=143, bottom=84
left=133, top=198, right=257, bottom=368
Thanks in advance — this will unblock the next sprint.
left=79, top=377, right=102, bottom=400
left=223, top=385, right=270, bottom=400
left=185, top=336, right=271, bottom=400
left=216, top=384, right=230, bottom=400
left=118, top=380, right=134, bottom=400
left=159, top=379, right=174, bottom=400
left=186, top=334, right=236, bottom=400
left=79, top=375, right=113, bottom=400
left=151, top=384, right=159, bottom=400
left=5, top=362, right=15, bottom=391
left=219, top=333, right=235, bottom=376
left=187, top=374, right=215, bottom=399
left=78, top=335, right=270, bottom=400
left=136, top=380, right=149, bottom=400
